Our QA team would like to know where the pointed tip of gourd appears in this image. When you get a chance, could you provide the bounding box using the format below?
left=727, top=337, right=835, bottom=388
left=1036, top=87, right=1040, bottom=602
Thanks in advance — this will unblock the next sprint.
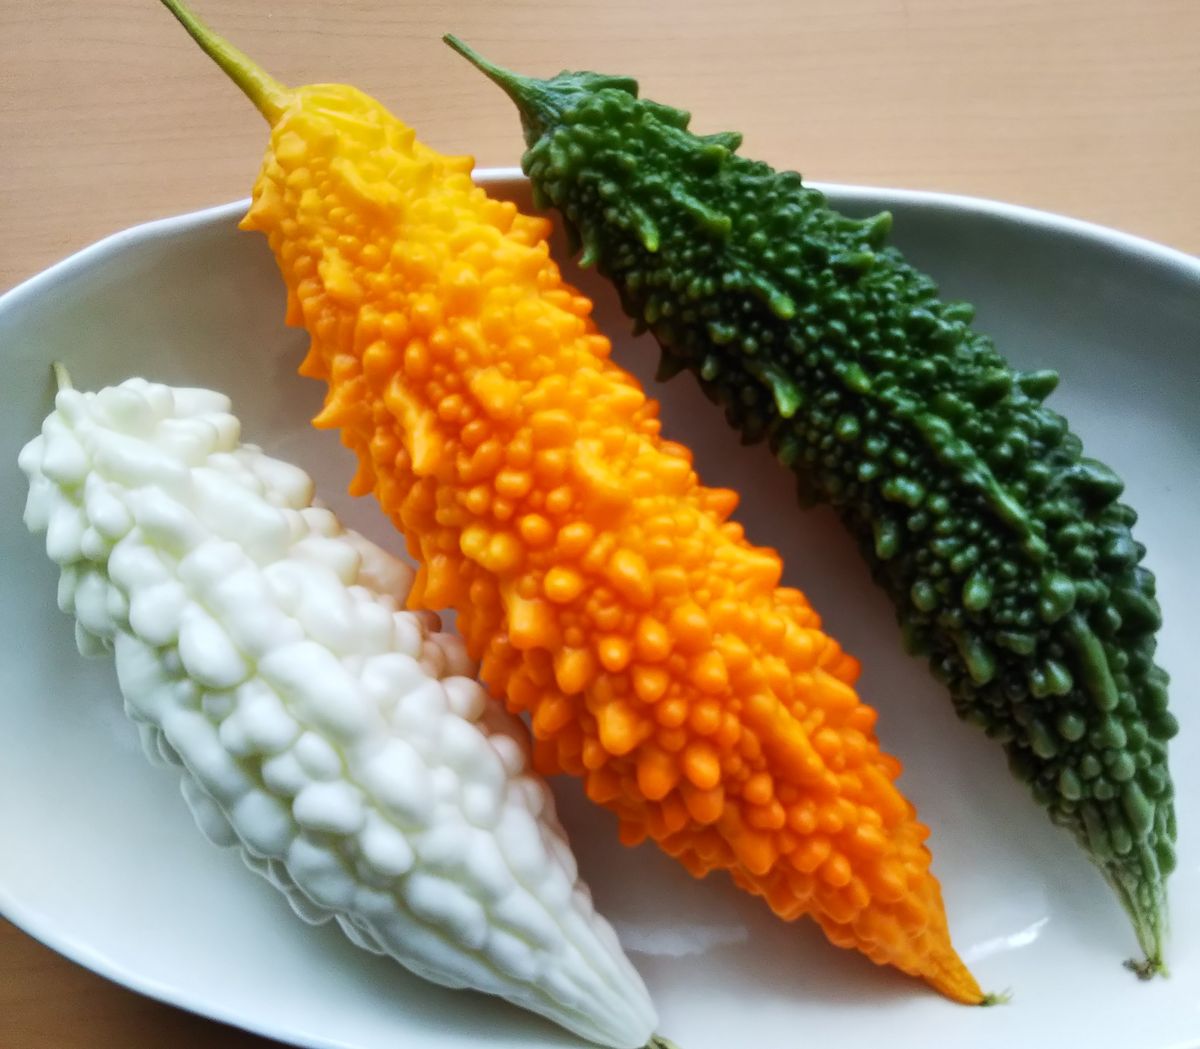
left=1123, top=906, right=1167, bottom=980
left=980, top=989, right=1013, bottom=1007
left=1124, top=955, right=1167, bottom=980
left=160, top=0, right=291, bottom=123
left=1105, top=861, right=1168, bottom=978
left=51, top=362, right=73, bottom=392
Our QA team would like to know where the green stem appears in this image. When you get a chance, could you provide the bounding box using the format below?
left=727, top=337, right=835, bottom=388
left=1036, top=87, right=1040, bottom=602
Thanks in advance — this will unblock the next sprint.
left=52, top=362, right=72, bottom=392
left=443, top=34, right=535, bottom=103
left=647, top=1037, right=683, bottom=1049
left=443, top=34, right=564, bottom=141
left=160, top=0, right=290, bottom=122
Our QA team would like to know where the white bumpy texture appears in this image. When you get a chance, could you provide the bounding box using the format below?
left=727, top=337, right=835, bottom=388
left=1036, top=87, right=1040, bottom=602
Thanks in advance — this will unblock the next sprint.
left=19, top=377, right=656, bottom=1049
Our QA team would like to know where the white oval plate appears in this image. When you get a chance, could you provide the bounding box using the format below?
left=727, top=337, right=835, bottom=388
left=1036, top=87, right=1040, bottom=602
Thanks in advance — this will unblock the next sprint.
left=1, top=171, right=1197, bottom=1049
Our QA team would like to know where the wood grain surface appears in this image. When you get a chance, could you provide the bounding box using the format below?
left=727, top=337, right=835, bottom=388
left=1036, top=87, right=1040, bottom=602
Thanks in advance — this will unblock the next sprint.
left=1, top=0, right=1196, bottom=1046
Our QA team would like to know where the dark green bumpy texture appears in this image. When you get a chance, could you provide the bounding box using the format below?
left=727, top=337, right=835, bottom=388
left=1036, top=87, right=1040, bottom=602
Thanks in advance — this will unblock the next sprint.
left=448, top=37, right=1179, bottom=970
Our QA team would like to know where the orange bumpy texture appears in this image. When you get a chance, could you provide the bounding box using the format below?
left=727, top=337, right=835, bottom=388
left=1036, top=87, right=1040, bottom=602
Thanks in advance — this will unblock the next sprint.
left=242, top=83, right=981, bottom=1003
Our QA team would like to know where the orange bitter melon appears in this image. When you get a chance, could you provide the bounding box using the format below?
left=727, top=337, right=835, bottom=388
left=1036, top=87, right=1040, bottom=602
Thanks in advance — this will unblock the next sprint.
left=163, top=0, right=986, bottom=1004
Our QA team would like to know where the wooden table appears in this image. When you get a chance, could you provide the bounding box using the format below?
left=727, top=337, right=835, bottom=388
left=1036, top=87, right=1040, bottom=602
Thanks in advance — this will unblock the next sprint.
left=1, top=0, right=1196, bottom=1045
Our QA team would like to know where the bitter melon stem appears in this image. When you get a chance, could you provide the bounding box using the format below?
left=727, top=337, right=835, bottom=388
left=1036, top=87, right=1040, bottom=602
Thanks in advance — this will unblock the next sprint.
left=443, top=35, right=562, bottom=140
left=442, top=34, right=532, bottom=100
left=160, top=0, right=290, bottom=123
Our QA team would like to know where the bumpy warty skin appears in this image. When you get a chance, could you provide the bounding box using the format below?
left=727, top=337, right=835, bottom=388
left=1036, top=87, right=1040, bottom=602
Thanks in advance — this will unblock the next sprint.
left=19, top=377, right=657, bottom=1049
left=237, top=75, right=982, bottom=1003
left=478, top=60, right=1178, bottom=967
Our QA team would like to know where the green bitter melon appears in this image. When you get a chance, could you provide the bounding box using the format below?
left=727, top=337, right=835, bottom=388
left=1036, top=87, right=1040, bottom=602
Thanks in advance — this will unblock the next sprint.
left=448, top=37, right=1179, bottom=973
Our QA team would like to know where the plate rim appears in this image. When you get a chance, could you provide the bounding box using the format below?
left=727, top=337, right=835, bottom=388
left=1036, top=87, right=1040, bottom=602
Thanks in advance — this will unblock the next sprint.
left=2, top=166, right=1197, bottom=1048
left=1, top=169, right=1196, bottom=317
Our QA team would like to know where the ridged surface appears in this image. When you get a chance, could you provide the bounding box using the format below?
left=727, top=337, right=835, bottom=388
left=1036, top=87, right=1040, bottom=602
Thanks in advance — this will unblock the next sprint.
left=19, top=377, right=657, bottom=1049
left=240, top=77, right=982, bottom=1001
left=463, top=57, right=1178, bottom=966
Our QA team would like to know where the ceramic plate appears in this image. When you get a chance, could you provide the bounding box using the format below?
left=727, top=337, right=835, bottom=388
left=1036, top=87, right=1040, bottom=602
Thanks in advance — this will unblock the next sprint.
left=1, top=171, right=1197, bottom=1049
